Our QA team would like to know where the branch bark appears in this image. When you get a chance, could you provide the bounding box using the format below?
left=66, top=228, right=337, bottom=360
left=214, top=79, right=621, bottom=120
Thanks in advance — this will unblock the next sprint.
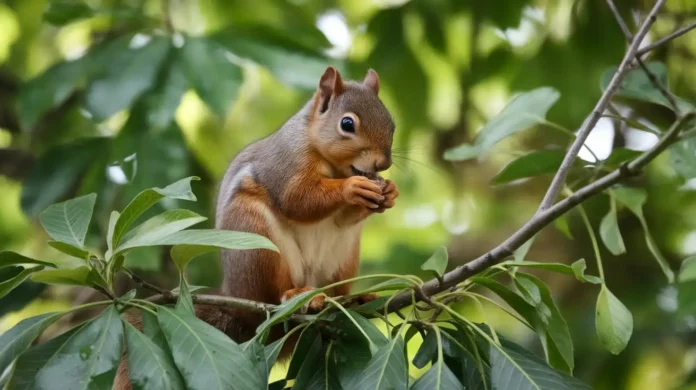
left=637, top=21, right=696, bottom=57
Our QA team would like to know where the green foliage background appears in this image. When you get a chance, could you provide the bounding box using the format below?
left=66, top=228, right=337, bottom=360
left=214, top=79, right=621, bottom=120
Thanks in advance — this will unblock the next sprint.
left=1, top=0, right=696, bottom=389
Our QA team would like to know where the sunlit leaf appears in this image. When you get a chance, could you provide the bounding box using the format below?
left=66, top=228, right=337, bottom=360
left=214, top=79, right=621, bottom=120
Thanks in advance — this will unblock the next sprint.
left=0, top=266, right=46, bottom=299
left=492, top=150, right=566, bottom=185
left=123, top=322, right=185, bottom=390
left=595, top=285, right=633, bottom=354
left=47, top=241, right=91, bottom=261
left=157, top=307, right=265, bottom=390
left=8, top=305, right=122, bottom=390
left=0, top=251, right=56, bottom=269
left=256, top=289, right=319, bottom=336
left=38, top=193, right=96, bottom=249
left=421, top=246, right=448, bottom=277
left=0, top=312, right=63, bottom=375
left=30, top=266, right=92, bottom=287
left=445, top=87, right=560, bottom=161
left=599, top=195, right=626, bottom=255
left=119, top=209, right=207, bottom=251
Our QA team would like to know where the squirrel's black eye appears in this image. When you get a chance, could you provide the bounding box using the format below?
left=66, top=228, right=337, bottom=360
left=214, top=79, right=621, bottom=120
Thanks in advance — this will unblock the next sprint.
left=340, top=117, right=355, bottom=133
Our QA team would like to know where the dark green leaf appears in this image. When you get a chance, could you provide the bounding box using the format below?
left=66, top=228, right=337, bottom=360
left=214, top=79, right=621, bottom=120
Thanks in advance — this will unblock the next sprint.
left=291, top=336, right=337, bottom=390
left=123, top=322, right=185, bottom=390
left=445, top=88, right=560, bottom=161
left=470, top=277, right=538, bottom=321
left=669, top=138, right=696, bottom=179
left=180, top=36, right=243, bottom=117
left=256, top=289, right=320, bottom=336
left=141, top=309, right=167, bottom=348
left=411, top=361, right=464, bottom=390
left=85, top=35, right=171, bottom=121
left=421, top=246, right=448, bottom=277
left=30, top=266, right=92, bottom=287
left=8, top=305, right=123, bottom=390
left=595, top=285, right=633, bottom=354
left=157, top=307, right=265, bottom=390
left=39, top=193, right=96, bottom=248
left=600, top=62, right=694, bottom=113
left=18, top=59, right=86, bottom=127
left=413, top=331, right=437, bottom=369
left=175, top=275, right=195, bottom=315
left=493, top=150, right=566, bottom=185
left=0, top=266, right=46, bottom=299
left=110, top=176, right=199, bottom=251
left=287, top=327, right=319, bottom=380
left=599, top=195, right=626, bottom=255
left=118, top=209, right=207, bottom=252
left=0, top=251, right=56, bottom=269
left=340, top=335, right=407, bottom=390
left=141, top=56, right=189, bottom=129
left=43, top=1, right=94, bottom=26
left=603, top=148, right=642, bottom=168
left=0, top=312, right=63, bottom=375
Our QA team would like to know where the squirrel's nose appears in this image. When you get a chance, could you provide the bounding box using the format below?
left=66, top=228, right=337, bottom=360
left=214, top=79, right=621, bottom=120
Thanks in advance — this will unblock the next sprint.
left=375, top=152, right=392, bottom=172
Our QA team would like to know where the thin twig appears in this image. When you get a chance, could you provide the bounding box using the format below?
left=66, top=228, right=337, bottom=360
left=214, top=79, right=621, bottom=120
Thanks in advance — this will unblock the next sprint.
left=637, top=21, right=696, bottom=57
left=606, top=0, right=681, bottom=117
left=124, top=268, right=170, bottom=296
left=537, top=0, right=666, bottom=212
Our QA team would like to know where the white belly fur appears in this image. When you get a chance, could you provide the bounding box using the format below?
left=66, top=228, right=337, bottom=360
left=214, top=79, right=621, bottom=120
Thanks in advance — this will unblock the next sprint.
left=259, top=203, right=362, bottom=288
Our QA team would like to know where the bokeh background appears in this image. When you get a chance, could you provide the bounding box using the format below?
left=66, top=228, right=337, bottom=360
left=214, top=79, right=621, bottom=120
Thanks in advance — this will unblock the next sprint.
left=1, top=0, right=696, bottom=389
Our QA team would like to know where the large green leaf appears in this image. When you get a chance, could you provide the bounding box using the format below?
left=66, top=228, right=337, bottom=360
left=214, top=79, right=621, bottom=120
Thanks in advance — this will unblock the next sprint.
left=180, top=36, right=243, bottom=117
left=110, top=176, right=199, bottom=251
left=421, top=246, right=448, bottom=277
left=291, top=335, right=340, bottom=390
left=118, top=209, right=207, bottom=251
left=8, top=305, right=123, bottom=390
left=85, top=35, right=171, bottom=121
left=48, top=241, right=91, bottom=261
left=39, top=193, right=96, bottom=249
left=30, top=266, right=92, bottom=287
left=613, top=187, right=675, bottom=282
left=669, top=138, right=696, bottom=179
left=599, top=194, right=626, bottom=256
left=514, top=273, right=574, bottom=373
left=341, top=335, right=407, bottom=390
left=18, top=58, right=86, bottom=127
left=43, top=1, right=95, bottom=26
left=492, top=150, right=566, bottom=185
left=0, top=266, right=46, bottom=299
left=445, top=88, right=560, bottom=161
left=0, top=312, right=63, bottom=375
left=595, top=285, right=633, bottom=355
left=157, top=307, right=265, bottom=390
left=117, top=229, right=277, bottom=256
left=600, top=62, right=694, bottom=113
left=123, top=322, right=185, bottom=390
left=0, top=251, right=56, bottom=269
left=411, top=361, right=464, bottom=390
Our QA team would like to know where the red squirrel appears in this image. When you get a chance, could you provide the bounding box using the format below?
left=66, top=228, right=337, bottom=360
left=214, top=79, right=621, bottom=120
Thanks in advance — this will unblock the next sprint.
left=114, top=66, right=397, bottom=389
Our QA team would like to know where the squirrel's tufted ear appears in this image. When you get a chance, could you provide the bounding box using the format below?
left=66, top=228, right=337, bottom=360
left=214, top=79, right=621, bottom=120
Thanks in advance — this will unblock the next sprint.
left=316, top=66, right=343, bottom=114
left=363, top=69, right=380, bottom=94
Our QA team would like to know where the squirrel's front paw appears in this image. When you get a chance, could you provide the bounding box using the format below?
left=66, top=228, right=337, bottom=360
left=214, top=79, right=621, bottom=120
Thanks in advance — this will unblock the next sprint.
left=342, top=176, right=384, bottom=209
left=374, top=180, right=399, bottom=213
left=281, top=287, right=325, bottom=313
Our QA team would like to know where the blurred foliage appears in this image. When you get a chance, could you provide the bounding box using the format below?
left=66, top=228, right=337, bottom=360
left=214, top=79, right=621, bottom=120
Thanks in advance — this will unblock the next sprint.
left=1, top=0, right=696, bottom=389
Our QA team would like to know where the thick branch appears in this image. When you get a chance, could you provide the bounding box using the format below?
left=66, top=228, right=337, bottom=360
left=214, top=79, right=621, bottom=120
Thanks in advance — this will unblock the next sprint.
left=537, top=0, right=665, bottom=212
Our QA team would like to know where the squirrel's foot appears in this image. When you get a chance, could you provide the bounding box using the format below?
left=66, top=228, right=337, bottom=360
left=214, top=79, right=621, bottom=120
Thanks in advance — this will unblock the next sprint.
left=357, top=293, right=379, bottom=305
left=281, top=287, right=325, bottom=314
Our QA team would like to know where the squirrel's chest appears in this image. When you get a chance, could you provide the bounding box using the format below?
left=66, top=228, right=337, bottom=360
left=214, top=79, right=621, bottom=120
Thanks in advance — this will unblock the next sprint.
left=272, top=214, right=362, bottom=288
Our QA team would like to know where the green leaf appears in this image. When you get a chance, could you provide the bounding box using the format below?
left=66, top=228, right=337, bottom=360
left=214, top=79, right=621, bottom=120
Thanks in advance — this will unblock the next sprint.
left=595, top=285, right=633, bottom=354
left=8, top=305, right=123, bottom=390
left=669, top=138, right=696, bottom=179
left=445, top=87, right=560, bottom=161
left=600, top=61, right=695, bottom=113
left=492, top=150, right=566, bottom=185
left=0, top=266, right=46, bottom=299
left=180, top=36, right=243, bottom=117
left=570, top=259, right=602, bottom=284
left=47, top=241, right=91, bottom=261
left=599, top=195, right=626, bottom=256
left=411, top=361, right=464, bottom=390
left=0, top=251, right=56, bottom=269
left=85, top=35, right=171, bottom=121
left=515, top=273, right=574, bottom=374
left=292, top=335, right=339, bottom=390
left=498, top=259, right=600, bottom=284
left=118, top=209, right=207, bottom=251
left=106, top=211, right=119, bottom=258
left=287, top=328, right=320, bottom=380
left=471, top=277, right=538, bottom=321
left=678, top=258, right=696, bottom=314
left=554, top=215, right=574, bottom=240
left=212, top=26, right=335, bottom=89
left=613, top=187, right=675, bottom=283
left=0, top=312, right=63, bottom=375
left=175, top=276, right=195, bottom=315
left=17, top=58, right=85, bottom=127
left=111, top=176, right=199, bottom=250
left=140, top=56, right=189, bottom=130
left=412, top=331, right=437, bottom=369
left=30, top=266, right=92, bottom=287
left=341, top=335, right=407, bottom=390
left=157, top=307, right=265, bottom=390
left=256, top=289, right=320, bottom=336
left=421, top=246, right=448, bottom=277
left=514, top=237, right=536, bottom=262
left=603, top=148, right=642, bottom=169
left=123, top=322, right=185, bottom=390
left=43, top=0, right=94, bottom=25
left=679, top=256, right=696, bottom=283
left=39, top=193, right=96, bottom=248
left=141, top=310, right=167, bottom=348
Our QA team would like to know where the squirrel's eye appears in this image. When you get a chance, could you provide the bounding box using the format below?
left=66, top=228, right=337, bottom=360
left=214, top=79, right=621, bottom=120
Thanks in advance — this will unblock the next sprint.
left=340, top=117, right=355, bottom=133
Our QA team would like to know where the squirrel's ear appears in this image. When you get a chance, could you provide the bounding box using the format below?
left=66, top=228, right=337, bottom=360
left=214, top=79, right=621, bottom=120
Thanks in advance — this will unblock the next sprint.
left=363, top=69, right=380, bottom=94
left=317, top=66, right=343, bottom=113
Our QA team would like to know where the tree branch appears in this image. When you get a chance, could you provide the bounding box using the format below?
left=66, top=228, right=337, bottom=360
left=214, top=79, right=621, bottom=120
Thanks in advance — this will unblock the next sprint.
left=537, top=0, right=665, bottom=212
left=637, top=21, right=696, bottom=57
left=606, top=0, right=681, bottom=117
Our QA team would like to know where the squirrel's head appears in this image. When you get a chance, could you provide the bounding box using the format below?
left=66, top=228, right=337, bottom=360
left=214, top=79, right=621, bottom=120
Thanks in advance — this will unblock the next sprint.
left=308, top=66, right=394, bottom=179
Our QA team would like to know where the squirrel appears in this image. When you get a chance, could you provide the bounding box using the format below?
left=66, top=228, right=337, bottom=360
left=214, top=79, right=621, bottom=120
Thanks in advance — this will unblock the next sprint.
left=113, top=66, right=398, bottom=389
